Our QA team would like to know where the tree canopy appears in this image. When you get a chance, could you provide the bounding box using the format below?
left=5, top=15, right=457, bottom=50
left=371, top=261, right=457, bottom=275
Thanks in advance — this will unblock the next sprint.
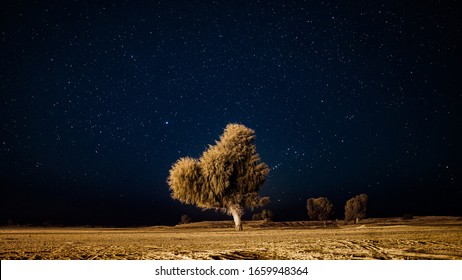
left=306, top=197, right=334, bottom=225
left=344, top=193, right=368, bottom=223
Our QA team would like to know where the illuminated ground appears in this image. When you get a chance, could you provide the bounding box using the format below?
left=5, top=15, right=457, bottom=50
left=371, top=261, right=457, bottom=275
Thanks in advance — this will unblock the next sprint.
left=1, top=216, right=461, bottom=260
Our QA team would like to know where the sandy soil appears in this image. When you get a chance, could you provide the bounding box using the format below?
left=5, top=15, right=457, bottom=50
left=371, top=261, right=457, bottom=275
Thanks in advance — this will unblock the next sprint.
left=1, top=216, right=461, bottom=260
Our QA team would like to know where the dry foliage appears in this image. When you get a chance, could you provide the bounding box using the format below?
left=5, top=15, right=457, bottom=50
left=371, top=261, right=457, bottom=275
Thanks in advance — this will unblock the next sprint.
left=167, top=123, right=269, bottom=230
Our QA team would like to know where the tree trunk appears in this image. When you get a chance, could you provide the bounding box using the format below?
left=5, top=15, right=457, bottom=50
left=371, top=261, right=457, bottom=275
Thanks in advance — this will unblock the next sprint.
left=229, top=206, right=243, bottom=231
left=355, top=217, right=359, bottom=224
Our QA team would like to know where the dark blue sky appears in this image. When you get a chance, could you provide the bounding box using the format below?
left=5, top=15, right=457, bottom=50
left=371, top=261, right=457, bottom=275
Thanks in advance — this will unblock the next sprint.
left=1, top=0, right=460, bottom=226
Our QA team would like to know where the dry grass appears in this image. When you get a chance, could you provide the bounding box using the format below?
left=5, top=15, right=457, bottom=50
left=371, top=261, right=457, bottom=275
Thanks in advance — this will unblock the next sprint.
left=1, top=216, right=461, bottom=260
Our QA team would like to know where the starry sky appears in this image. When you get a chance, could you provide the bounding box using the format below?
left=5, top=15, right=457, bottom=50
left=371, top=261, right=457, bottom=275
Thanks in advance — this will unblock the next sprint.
left=1, top=0, right=461, bottom=226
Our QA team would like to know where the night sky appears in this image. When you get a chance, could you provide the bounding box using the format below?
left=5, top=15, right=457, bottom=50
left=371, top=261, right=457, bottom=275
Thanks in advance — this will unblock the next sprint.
left=1, top=1, right=460, bottom=226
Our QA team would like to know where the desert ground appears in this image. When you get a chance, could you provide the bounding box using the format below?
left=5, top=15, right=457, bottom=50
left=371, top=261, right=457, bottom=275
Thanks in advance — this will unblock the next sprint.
left=1, top=216, right=461, bottom=260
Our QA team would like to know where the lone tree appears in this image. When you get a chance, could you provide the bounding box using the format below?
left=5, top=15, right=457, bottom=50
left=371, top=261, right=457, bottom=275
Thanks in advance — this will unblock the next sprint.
left=167, top=123, right=270, bottom=231
left=344, top=193, right=368, bottom=224
left=306, top=197, right=334, bottom=226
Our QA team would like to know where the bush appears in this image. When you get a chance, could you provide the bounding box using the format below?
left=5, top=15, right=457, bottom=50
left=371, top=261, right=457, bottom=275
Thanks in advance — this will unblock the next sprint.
left=179, top=214, right=192, bottom=224
left=252, top=212, right=262, bottom=220
left=403, top=213, right=414, bottom=220
left=261, top=209, right=273, bottom=221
